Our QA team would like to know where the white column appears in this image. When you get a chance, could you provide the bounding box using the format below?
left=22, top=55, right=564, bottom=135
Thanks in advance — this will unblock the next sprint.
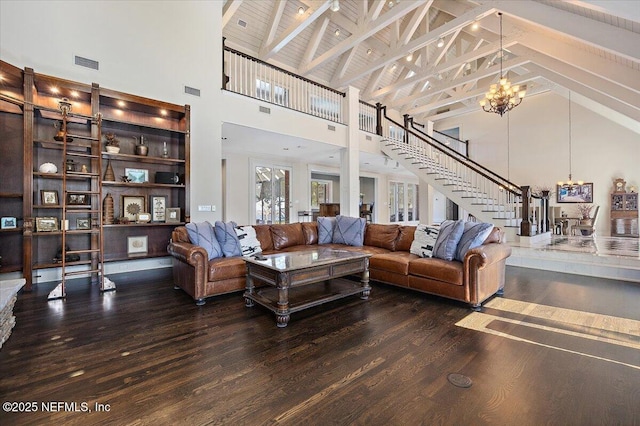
left=340, top=86, right=361, bottom=217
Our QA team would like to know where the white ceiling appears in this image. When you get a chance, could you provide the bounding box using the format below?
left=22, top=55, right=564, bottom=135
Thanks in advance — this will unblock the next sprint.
left=221, top=0, right=640, bottom=170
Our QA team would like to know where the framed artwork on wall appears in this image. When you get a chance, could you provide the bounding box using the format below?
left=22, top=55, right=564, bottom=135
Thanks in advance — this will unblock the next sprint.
left=150, top=195, right=167, bottom=222
left=41, top=189, right=59, bottom=206
left=557, top=183, right=593, bottom=203
left=121, top=195, right=146, bottom=221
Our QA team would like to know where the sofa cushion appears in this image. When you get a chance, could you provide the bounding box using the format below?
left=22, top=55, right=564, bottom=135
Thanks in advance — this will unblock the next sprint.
left=395, top=225, right=416, bottom=252
left=234, top=225, right=263, bottom=257
left=185, top=221, right=223, bottom=260
left=408, top=257, right=463, bottom=285
left=214, top=221, right=242, bottom=257
left=317, top=217, right=336, bottom=244
left=271, top=223, right=305, bottom=250
left=369, top=252, right=419, bottom=275
left=455, top=222, right=494, bottom=261
left=409, top=224, right=439, bottom=258
left=432, top=220, right=465, bottom=261
left=483, top=227, right=502, bottom=244
left=364, top=224, right=399, bottom=251
left=301, top=222, right=318, bottom=245
left=333, top=215, right=366, bottom=246
left=253, top=224, right=274, bottom=252
left=207, top=256, right=247, bottom=281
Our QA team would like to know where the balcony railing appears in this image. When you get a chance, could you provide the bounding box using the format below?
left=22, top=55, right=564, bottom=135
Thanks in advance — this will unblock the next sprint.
left=359, top=101, right=377, bottom=134
left=223, top=41, right=345, bottom=124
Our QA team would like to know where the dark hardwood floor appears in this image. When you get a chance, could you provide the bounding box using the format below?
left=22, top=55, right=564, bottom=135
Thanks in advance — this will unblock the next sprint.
left=1, top=266, right=639, bottom=425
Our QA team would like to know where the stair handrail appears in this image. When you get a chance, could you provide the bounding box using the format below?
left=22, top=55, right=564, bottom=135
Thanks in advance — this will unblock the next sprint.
left=406, top=118, right=523, bottom=196
left=381, top=107, right=522, bottom=197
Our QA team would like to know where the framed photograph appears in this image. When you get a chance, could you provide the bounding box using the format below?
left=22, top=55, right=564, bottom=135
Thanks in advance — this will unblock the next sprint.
left=127, top=235, right=148, bottom=256
left=150, top=195, right=167, bottom=222
left=36, top=216, right=59, bottom=232
left=125, top=168, right=149, bottom=183
left=1, top=217, right=17, bottom=229
left=557, top=183, right=593, bottom=203
left=121, top=195, right=146, bottom=221
left=76, top=218, right=91, bottom=230
left=165, top=207, right=181, bottom=223
left=136, top=212, right=151, bottom=223
left=41, top=189, right=59, bottom=206
left=67, top=193, right=88, bottom=205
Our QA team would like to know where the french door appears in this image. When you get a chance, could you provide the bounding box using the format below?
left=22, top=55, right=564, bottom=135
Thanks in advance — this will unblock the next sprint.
left=254, top=165, right=291, bottom=224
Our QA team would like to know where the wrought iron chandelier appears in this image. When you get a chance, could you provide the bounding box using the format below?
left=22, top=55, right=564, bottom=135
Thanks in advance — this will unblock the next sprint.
left=480, top=13, right=525, bottom=116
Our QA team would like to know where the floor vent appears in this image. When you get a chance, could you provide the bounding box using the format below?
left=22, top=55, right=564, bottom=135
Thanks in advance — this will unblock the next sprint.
left=184, top=86, right=201, bottom=97
left=74, top=55, right=99, bottom=70
left=259, top=106, right=271, bottom=114
left=237, top=19, right=247, bottom=28
left=328, top=125, right=336, bottom=131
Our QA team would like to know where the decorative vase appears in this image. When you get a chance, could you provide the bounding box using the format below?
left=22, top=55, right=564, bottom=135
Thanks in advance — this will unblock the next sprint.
left=103, top=159, right=115, bottom=181
left=135, top=135, right=148, bottom=156
left=103, top=193, right=114, bottom=225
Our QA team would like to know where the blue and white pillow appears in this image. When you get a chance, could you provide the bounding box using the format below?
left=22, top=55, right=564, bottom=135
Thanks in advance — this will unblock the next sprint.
left=317, top=217, right=336, bottom=245
left=455, top=222, right=494, bottom=261
left=432, top=219, right=465, bottom=261
left=234, top=225, right=262, bottom=257
left=333, top=215, right=366, bottom=247
left=185, top=221, right=223, bottom=260
left=214, top=221, right=242, bottom=257
left=410, top=224, right=440, bottom=258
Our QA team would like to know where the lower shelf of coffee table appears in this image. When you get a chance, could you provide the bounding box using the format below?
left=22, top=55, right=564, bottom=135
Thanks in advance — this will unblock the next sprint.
left=248, top=277, right=366, bottom=314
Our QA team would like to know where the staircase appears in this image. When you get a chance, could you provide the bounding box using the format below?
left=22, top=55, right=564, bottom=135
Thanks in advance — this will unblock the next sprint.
left=380, top=114, right=525, bottom=241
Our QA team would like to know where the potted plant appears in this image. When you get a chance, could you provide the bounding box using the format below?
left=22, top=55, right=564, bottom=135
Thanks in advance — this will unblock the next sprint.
left=575, top=203, right=594, bottom=224
left=104, top=133, right=120, bottom=153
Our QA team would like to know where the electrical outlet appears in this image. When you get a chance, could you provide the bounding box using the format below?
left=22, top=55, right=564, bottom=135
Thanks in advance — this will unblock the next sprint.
left=212, top=205, right=216, bottom=212
left=198, top=205, right=212, bottom=212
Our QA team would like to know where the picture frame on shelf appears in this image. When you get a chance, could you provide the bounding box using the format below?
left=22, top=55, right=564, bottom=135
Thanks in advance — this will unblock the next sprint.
left=76, top=218, right=91, bottom=230
left=124, top=168, right=149, bottom=183
left=150, top=195, right=167, bottom=222
left=41, top=189, right=59, bottom=206
left=67, top=193, right=88, bottom=205
left=136, top=212, right=151, bottom=223
left=1, top=217, right=17, bottom=229
left=35, top=216, right=58, bottom=232
left=127, top=235, right=148, bottom=256
left=121, top=195, right=146, bottom=221
left=165, top=208, right=181, bottom=223
left=557, top=183, right=594, bottom=203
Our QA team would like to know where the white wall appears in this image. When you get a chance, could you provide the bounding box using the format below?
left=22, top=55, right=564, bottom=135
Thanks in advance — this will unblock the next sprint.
left=0, top=0, right=224, bottom=224
left=435, top=91, right=640, bottom=235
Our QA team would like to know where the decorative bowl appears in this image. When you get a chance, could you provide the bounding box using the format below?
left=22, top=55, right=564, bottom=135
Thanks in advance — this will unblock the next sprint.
left=105, top=146, right=120, bottom=154
left=38, top=162, right=58, bottom=174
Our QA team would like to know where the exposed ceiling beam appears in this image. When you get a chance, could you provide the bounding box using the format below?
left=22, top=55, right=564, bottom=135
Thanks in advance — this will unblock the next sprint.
left=260, top=0, right=330, bottom=59
left=222, top=0, right=243, bottom=28
left=400, top=2, right=433, bottom=46
left=366, top=0, right=386, bottom=22
left=261, top=0, right=287, bottom=48
left=331, top=48, right=358, bottom=82
left=337, top=4, right=495, bottom=86
left=302, top=0, right=425, bottom=74
left=485, top=0, right=640, bottom=62
left=300, top=17, right=330, bottom=69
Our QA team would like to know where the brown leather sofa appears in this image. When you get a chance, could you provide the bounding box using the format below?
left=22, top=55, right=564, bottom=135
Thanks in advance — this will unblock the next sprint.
left=167, top=222, right=511, bottom=310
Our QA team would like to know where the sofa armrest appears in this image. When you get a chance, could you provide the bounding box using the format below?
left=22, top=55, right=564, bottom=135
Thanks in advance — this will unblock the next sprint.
left=168, top=241, right=208, bottom=269
left=463, top=243, right=512, bottom=308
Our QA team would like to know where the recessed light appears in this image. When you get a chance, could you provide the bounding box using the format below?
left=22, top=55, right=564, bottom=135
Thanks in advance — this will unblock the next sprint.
left=298, top=6, right=305, bottom=14
left=160, top=109, right=168, bottom=116
left=117, top=100, right=126, bottom=107
left=51, top=86, right=59, bottom=94
left=388, top=0, right=394, bottom=7
left=437, top=38, right=444, bottom=48
left=70, top=91, right=79, bottom=98
left=390, top=63, right=397, bottom=70
left=367, top=48, right=372, bottom=55
left=406, top=53, right=413, bottom=61
left=334, top=28, right=340, bottom=36
left=330, top=0, right=340, bottom=12
left=471, top=21, right=479, bottom=31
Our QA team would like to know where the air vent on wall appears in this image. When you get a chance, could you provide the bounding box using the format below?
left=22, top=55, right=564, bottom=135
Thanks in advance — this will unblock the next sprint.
left=74, top=55, right=99, bottom=70
left=259, top=106, right=271, bottom=114
left=184, top=86, right=201, bottom=97
left=365, top=135, right=372, bottom=141
left=237, top=19, right=247, bottom=28
left=328, top=125, right=336, bottom=131
left=436, top=108, right=450, bottom=114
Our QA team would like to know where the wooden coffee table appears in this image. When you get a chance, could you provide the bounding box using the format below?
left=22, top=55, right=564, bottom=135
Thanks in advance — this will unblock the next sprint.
left=243, top=248, right=371, bottom=327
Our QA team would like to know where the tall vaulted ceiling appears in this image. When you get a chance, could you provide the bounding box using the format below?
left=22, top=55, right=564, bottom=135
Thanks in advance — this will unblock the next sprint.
left=222, top=0, right=640, bottom=132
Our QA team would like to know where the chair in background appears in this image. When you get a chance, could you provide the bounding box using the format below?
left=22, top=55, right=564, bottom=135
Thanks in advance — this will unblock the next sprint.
left=551, top=206, right=567, bottom=235
left=572, top=205, right=600, bottom=236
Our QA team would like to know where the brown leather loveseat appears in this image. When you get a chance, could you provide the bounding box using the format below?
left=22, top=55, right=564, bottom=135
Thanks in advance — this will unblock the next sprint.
left=167, top=222, right=511, bottom=310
